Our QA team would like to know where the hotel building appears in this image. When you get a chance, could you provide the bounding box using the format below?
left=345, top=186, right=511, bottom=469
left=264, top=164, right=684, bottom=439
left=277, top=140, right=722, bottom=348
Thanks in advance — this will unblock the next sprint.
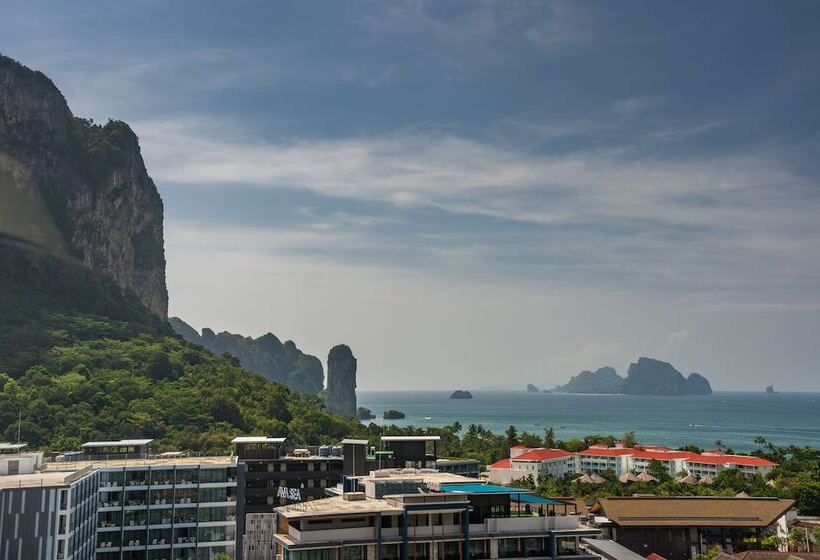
left=273, top=469, right=600, bottom=560
left=489, top=444, right=776, bottom=483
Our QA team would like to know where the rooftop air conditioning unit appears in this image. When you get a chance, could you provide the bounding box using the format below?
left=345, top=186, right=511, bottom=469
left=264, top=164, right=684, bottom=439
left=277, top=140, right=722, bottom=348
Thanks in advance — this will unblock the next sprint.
left=343, top=492, right=366, bottom=501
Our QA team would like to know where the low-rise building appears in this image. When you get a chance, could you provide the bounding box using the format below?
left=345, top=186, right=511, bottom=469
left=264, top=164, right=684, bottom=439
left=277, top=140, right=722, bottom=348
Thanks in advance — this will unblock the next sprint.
left=273, top=469, right=600, bottom=560
left=492, top=444, right=777, bottom=482
left=590, top=496, right=794, bottom=560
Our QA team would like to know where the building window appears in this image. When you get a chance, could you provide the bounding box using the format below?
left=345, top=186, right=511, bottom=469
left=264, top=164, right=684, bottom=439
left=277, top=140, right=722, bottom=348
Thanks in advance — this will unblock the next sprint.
left=342, top=546, right=366, bottom=560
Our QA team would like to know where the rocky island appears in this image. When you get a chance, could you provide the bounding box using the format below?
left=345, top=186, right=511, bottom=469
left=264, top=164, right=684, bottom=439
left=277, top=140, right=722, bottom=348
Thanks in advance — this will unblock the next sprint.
left=449, top=390, right=473, bottom=399
left=766, top=385, right=776, bottom=394
left=554, top=358, right=713, bottom=396
left=526, top=383, right=539, bottom=392
left=383, top=409, right=405, bottom=419
left=357, top=406, right=376, bottom=420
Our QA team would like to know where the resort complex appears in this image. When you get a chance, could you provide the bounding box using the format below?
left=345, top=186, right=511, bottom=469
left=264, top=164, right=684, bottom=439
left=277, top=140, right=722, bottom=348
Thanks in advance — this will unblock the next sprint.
left=488, top=444, right=777, bottom=485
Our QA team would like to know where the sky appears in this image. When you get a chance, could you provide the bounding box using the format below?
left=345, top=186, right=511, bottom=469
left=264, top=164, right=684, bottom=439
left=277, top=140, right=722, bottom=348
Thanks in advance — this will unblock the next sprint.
left=3, top=1, right=820, bottom=391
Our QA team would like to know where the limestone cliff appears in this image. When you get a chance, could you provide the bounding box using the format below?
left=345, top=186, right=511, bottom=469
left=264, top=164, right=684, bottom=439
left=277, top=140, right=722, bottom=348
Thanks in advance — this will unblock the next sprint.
left=554, top=366, right=624, bottom=394
left=326, top=345, right=357, bottom=418
left=168, top=317, right=324, bottom=394
left=0, top=54, right=167, bottom=316
left=554, top=359, right=713, bottom=395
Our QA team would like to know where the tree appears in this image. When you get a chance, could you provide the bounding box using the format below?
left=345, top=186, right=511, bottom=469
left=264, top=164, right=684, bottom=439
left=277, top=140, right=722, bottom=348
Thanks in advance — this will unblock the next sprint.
left=695, top=545, right=723, bottom=560
left=647, top=459, right=671, bottom=482
left=714, top=439, right=726, bottom=452
left=544, top=427, right=556, bottom=448
left=622, top=431, right=637, bottom=448
left=505, top=425, right=518, bottom=447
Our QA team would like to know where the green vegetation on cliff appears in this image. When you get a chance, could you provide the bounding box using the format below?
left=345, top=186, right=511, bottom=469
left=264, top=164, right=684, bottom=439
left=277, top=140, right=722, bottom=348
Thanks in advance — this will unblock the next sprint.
left=0, top=240, right=357, bottom=453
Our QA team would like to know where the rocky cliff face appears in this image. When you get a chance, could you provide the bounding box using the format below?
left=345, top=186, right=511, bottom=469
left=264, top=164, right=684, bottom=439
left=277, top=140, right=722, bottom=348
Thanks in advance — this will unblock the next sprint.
left=0, top=55, right=167, bottom=316
left=554, top=359, right=713, bottom=395
left=622, top=357, right=713, bottom=395
left=168, top=317, right=324, bottom=394
left=554, top=366, right=625, bottom=394
left=326, top=345, right=357, bottom=418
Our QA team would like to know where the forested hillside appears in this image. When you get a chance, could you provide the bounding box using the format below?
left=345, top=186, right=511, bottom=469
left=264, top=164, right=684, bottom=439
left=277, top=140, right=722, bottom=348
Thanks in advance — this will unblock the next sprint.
left=0, top=239, right=357, bottom=452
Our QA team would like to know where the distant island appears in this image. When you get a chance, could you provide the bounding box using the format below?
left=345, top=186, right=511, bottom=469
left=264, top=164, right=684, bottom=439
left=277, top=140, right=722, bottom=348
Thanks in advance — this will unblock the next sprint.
left=450, top=390, right=473, bottom=399
left=766, top=385, right=776, bottom=394
left=357, top=406, right=376, bottom=420
left=383, top=409, right=405, bottom=419
left=553, top=357, right=713, bottom=396
left=526, top=383, right=539, bottom=393
left=542, top=388, right=551, bottom=394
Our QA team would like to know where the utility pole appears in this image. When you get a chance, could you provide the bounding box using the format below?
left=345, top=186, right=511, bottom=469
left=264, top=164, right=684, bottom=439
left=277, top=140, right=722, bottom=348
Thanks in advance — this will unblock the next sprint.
left=17, top=409, right=21, bottom=444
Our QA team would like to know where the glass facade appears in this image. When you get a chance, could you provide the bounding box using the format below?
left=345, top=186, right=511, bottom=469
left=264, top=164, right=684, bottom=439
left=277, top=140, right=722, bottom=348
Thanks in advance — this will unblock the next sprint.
left=93, top=463, right=236, bottom=560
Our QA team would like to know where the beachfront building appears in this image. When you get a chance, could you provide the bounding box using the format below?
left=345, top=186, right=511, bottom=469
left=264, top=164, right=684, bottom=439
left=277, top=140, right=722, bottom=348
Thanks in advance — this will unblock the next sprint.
left=576, top=448, right=634, bottom=476
left=273, top=469, right=600, bottom=560
left=683, top=452, right=777, bottom=479
left=490, top=444, right=776, bottom=483
left=510, top=449, right=578, bottom=482
left=591, top=496, right=794, bottom=560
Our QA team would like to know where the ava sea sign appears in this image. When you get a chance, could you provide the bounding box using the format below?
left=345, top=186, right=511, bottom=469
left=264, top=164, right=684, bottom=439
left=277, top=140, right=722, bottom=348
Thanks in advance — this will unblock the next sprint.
left=277, top=487, right=302, bottom=501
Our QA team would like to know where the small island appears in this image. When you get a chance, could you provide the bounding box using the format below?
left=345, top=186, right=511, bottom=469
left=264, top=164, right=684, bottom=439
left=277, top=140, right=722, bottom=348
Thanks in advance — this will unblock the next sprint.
left=526, top=383, right=539, bottom=393
left=357, top=406, right=376, bottom=420
left=766, top=385, right=776, bottom=394
left=449, top=390, right=473, bottom=399
left=383, top=409, right=405, bottom=419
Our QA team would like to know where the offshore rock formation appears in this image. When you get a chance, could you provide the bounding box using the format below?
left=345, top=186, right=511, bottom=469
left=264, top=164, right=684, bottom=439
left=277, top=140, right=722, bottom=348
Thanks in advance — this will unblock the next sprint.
left=168, top=317, right=324, bottom=394
left=0, top=55, right=167, bottom=316
left=526, top=383, right=539, bottom=393
left=684, top=372, right=713, bottom=395
left=554, top=366, right=624, bottom=394
left=555, top=359, right=712, bottom=396
left=622, top=357, right=712, bottom=395
left=326, top=345, right=357, bottom=418
left=450, top=390, right=473, bottom=399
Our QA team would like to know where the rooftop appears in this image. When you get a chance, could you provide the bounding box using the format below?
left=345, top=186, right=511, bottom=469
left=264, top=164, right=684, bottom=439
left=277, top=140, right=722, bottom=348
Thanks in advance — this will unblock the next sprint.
left=489, top=458, right=511, bottom=469
left=514, top=448, right=575, bottom=461
left=381, top=435, right=441, bottom=442
left=0, top=443, right=28, bottom=452
left=593, top=496, right=794, bottom=527
left=44, top=455, right=235, bottom=470
left=276, top=495, right=404, bottom=519
left=81, top=439, right=153, bottom=448
left=340, top=439, right=369, bottom=445
left=0, top=470, right=81, bottom=490
left=231, top=436, right=286, bottom=444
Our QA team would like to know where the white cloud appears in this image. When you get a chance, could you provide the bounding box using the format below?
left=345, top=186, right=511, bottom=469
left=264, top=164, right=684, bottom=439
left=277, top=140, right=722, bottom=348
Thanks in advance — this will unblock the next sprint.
left=663, top=330, right=689, bottom=351
left=135, top=114, right=820, bottom=305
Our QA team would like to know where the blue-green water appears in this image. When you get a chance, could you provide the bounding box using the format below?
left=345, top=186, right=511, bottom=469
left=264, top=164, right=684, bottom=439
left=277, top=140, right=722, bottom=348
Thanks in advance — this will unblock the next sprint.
left=358, top=391, right=820, bottom=452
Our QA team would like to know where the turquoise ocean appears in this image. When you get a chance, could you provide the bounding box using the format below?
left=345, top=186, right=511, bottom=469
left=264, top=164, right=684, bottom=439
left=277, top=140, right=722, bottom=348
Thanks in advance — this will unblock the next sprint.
left=357, top=391, right=820, bottom=452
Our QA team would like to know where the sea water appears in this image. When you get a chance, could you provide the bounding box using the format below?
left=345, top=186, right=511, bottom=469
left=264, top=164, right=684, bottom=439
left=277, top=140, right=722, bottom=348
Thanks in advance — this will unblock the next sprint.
left=357, top=390, right=820, bottom=451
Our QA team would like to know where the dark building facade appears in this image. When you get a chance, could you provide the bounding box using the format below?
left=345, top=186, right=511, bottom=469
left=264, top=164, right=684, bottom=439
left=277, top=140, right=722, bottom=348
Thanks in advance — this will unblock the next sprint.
left=592, top=497, right=794, bottom=560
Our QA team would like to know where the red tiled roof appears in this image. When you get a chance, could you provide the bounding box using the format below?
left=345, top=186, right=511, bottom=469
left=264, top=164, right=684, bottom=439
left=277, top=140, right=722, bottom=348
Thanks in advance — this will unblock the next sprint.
left=489, top=458, right=511, bottom=469
left=647, top=553, right=667, bottom=560
left=632, top=450, right=697, bottom=461
left=578, top=448, right=634, bottom=457
left=686, top=455, right=776, bottom=467
left=513, top=448, right=575, bottom=461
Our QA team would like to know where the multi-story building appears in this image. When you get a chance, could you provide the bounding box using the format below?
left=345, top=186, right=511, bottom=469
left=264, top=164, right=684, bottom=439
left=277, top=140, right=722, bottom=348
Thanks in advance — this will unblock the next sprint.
left=233, top=437, right=353, bottom=560
left=433, top=459, right=481, bottom=479
left=273, top=470, right=600, bottom=560
left=51, top=440, right=239, bottom=560
left=490, top=444, right=776, bottom=482
left=509, top=449, right=577, bottom=482
left=0, top=461, right=98, bottom=560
